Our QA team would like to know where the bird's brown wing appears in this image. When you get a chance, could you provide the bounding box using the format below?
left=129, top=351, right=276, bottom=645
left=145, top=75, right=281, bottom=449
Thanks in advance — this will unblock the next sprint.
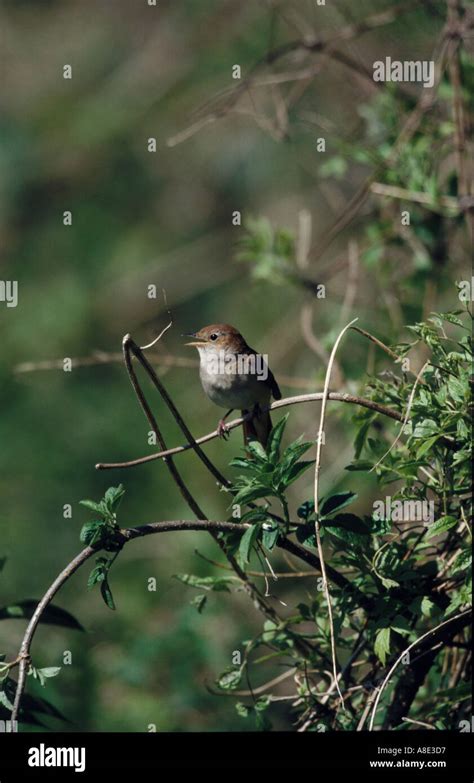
left=244, top=344, right=281, bottom=401
left=267, top=366, right=281, bottom=400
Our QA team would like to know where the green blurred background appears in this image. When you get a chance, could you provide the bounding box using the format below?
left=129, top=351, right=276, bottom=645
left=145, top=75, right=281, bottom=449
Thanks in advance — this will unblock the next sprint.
left=0, top=0, right=468, bottom=731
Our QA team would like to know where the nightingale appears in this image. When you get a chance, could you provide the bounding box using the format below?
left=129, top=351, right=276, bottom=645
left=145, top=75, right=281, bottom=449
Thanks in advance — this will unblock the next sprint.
left=184, top=323, right=281, bottom=448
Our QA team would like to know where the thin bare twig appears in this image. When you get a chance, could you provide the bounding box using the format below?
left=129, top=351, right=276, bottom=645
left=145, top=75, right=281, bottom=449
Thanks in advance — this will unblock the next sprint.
left=313, top=318, right=358, bottom=708
left=96, top=391, right=403, bottom=470
left=368, top=610, right=472, bottom=730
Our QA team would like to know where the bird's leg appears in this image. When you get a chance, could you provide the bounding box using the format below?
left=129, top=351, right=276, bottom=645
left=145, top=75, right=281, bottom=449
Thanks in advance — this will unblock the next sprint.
left=217, top=409, right=233, bottom=440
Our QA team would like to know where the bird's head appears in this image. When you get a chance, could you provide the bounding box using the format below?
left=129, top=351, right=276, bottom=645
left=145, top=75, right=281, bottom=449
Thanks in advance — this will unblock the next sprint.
left=183, top=324, right=246, bottom=354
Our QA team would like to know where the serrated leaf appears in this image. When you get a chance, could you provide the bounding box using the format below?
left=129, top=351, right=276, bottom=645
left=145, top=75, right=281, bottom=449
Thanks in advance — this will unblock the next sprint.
left=282, top=459, right=315, bottom=488
left=239, top=524, right=260, bottom=565
left=104, top=484, right=125, bottom=510
left=421, top=597, right=435, bottom=617
left=232, top=484, right=272, bottom=506
left=321, top=492, right=358, bottom=517
left=412, top=419, right=439, bottom=438
left=246, top=440, right=269, bottom=462
left=380, top=577, right=400, bottom=590
left=80, top=520, right=104, bottom=545
left=236, top=701, right=251, bottom=717
left=79, top=499, right=104, bottom=514
left=374, top=627, right=391, bottom=665
left=425, top=515, right=458, bottom=539
left=262, top=524, right=280, bottom=551
left=100, top=578, right=116, bottom=610
left=218, top=668, right=242, bottom=690
left=322, top=513, right=369, bottom=534
left=267, top=414, right=289, bottom=464
left=416, top=435, right=440, bottom=459
left=450, top=549, right=472, bottom=575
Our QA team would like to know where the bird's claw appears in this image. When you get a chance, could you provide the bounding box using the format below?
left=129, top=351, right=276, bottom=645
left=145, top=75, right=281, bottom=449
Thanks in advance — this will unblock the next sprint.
left=217, top=419, right=230, bottom=440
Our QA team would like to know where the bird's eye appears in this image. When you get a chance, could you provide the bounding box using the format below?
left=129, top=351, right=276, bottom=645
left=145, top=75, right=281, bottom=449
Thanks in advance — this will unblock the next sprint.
left=209, top=333, right=218, bottom=341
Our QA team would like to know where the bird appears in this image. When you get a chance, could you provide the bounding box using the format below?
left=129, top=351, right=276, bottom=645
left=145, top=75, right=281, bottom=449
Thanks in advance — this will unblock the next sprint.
left=184, top=323, right=281, bottom=448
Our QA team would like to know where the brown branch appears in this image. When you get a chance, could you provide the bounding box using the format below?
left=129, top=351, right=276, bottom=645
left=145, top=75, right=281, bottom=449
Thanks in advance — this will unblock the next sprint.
left=12, top=516, right=365, bottom=722
left=96, top=391, right=403, bottom=471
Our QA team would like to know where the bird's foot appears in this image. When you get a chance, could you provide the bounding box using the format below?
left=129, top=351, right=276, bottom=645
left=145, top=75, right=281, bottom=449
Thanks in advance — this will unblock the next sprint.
left=217, top=419, right=230, bottom=440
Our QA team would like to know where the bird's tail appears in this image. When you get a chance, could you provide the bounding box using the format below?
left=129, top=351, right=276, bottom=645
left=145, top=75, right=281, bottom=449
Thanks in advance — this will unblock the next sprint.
left=242, top=407, right=272, bottom=449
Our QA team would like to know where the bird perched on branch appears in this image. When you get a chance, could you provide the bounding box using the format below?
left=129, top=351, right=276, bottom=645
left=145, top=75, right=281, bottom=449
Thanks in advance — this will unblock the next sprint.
left=184, top=323, right=281, bottom=448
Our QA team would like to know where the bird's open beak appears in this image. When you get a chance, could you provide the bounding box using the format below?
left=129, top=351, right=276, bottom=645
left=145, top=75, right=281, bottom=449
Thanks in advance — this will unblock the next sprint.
left=182, top=332, right=207, bottom=347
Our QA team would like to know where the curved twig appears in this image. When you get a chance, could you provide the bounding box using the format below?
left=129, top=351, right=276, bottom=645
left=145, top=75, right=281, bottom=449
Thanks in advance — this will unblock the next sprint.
left=368, top=609, right=472, bottom=730
left=313, top=318, right=358, bottom=708
left=96, top=392, right=403, bottom=470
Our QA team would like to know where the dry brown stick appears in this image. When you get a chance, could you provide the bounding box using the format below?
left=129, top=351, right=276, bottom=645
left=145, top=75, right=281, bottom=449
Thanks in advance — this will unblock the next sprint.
left=96, top=391, right=403, bottom=470
left=166, top=2, right=416, bottom=148
left=13, top=351, right=317, bottom=391
left=11, top=516, right=341, bottom=723
left=124, top=336, right=230, bottom=489
left=12, top=545, right=95, bottom=722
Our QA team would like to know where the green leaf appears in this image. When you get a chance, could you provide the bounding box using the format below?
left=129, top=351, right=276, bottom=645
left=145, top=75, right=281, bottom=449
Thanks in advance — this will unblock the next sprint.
left=104, top=484, right=125, bottom=511
left=246, top=440, right=269, bottom=463
left=412, top=419, right=439, bottom=438
left=283, top=459, right=315, bottom=488
left=0, top=689, right=14, bottom=712
left=262, top=524, right=280, bottom=551
left=174, top=574, right=233, bottom=592
left=267, top=414, right=289, bottom=464
left=425, top=515, right=458, bottom=539
left=321, top=491, right=358, bottom=516
left=0, top=601, right=84, bottom=631
left=80, top=520, right=104, bottom=545
left=297, top=500, right=314, bottom=520
left=232, top=485, right=272, bottom=506
left=354, top=417, right=374, bottom=458
left=100, top=578, right=116, bottom=610
left=421, top=597, right=435, bottom=617
left=0, top=558, right=7, bottom=573
left=229, top=457, right=257, bottom=472
left=217, top=668, right=242, bottom=690
left=416, top=435, right=440, bottom=459
left=380, top=577, right=400, bottom=590
left=322, top=513, right=370, bottom=534
left=345, top=460, right=374, bottom=471
left=79, top=500, right=104, bottom=514
left=236, top=701, right=251, bottom=718
left=374, top=627, right=391, bottom=665
left=296, top=523, right=316, bottom=549
left=447, top=378, right=466, bottom=403
left=190, top=594, right=207, bottom=613
left=239, top=524, right=260, bottom=565
left=450, top=549, right=472, bottom=576
left=31, top=666, right=61, bottom=686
